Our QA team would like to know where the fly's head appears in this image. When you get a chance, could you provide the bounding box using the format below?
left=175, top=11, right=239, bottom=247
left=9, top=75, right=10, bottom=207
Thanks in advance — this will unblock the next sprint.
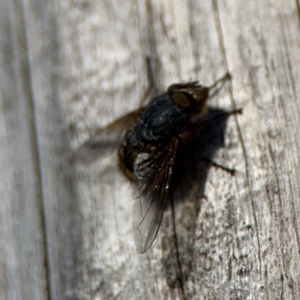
left=168, top=81, right=209, bottom=124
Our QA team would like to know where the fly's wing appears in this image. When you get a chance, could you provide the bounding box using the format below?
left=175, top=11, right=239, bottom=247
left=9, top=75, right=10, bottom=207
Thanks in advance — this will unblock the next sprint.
left=73, top=109, right=142, bottom=164
left=132, top=138, right=178, bottom=253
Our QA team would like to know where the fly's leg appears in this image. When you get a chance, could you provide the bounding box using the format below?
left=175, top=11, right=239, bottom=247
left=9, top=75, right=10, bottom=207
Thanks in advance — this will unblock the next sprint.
left=208, top=72, right=232, bottom=98
left=214, top=108, right=243, bottom=119
left=139, top=56, right=158, bottom=106
left=199, top=156, right=236, bottom=175
left=197, top=108, right=242, bottom=175
left=208, top=72, right=231, bottom=89
left=168, top=72, right=231, bottom=97
left=197, top=108, right=242, bottom=126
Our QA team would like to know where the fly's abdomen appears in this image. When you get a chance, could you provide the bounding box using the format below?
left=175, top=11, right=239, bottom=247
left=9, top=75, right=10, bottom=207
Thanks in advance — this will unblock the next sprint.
left=118, top=131, right=138, bottom=179
left=118, top=131, right=153, bottom=180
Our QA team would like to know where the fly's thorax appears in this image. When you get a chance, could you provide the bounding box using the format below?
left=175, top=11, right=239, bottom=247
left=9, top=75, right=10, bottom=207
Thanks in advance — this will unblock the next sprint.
left=134, top=95, right=188, bottom=144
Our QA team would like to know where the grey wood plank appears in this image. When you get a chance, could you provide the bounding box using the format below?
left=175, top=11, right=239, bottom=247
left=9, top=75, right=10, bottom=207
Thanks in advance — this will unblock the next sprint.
left=54, top=0, right=300, bottom=299
left=19, top=0, right=84, bottom=299
left=45, top=1, right=299, bottom=299
left=217, top=1, right=300, bottom=298
left=1, top=0, right=300, bottom=299
left=0, top=1, right=49, bottom=299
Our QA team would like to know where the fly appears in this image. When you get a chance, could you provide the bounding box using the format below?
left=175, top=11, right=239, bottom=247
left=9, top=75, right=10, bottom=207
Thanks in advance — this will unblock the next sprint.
left=75, top=73, right=242, bottom=253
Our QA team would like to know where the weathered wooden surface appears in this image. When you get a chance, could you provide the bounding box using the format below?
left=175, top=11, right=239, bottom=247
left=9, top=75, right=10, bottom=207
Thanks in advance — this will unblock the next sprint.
left=1, top=0, right=300, bottom=299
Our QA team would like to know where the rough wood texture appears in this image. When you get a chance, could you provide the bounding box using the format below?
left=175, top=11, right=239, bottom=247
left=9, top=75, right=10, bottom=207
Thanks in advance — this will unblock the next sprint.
left=1, top=0, right=300, bottom=299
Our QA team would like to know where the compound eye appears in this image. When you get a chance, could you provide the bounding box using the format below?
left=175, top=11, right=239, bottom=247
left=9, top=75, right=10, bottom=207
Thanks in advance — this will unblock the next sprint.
left=172, top=92, right=191, bottom=108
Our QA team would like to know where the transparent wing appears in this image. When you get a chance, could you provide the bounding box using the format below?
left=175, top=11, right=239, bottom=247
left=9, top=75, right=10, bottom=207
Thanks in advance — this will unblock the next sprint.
left=132, top=138, right=178, bottom=253
left=73, top=110, right=141, bottom=164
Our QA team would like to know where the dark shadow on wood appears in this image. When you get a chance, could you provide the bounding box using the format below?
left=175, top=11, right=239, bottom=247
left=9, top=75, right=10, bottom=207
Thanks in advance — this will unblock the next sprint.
left=161, top=106, right=235, bottom=288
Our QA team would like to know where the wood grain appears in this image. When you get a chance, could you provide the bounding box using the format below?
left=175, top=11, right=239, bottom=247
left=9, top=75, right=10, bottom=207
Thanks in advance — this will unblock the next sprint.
left=1, top=0, right=300, bottom=299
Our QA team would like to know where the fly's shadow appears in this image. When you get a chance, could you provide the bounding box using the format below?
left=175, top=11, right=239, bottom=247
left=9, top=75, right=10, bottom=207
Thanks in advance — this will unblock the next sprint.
left=172, top=107, right=234, bottom=202
left=161, top=107, right=237, bottom=288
